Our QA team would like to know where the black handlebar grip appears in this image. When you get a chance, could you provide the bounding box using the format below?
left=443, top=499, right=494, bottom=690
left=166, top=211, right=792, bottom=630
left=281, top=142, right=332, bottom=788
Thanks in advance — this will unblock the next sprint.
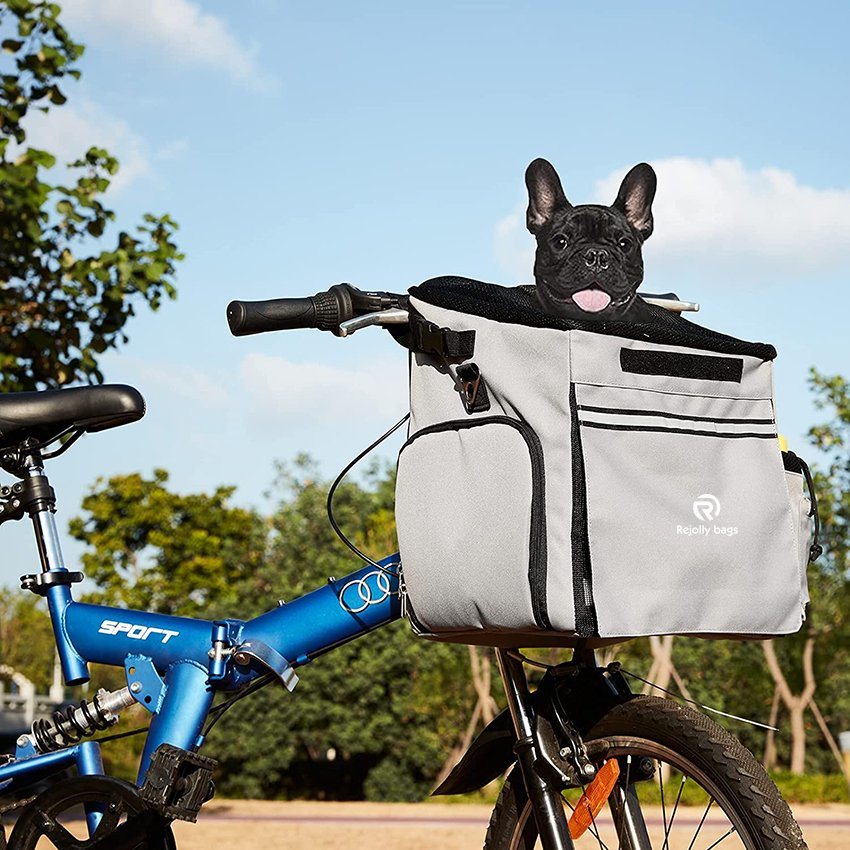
left=227, top=285, right=355, bottom=337
left=226, top=297, right=318, bottom=336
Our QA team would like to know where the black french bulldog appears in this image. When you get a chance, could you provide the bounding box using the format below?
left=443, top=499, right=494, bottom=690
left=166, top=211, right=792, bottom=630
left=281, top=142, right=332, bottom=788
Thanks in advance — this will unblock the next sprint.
left=525, top=158, right=657, bottom=321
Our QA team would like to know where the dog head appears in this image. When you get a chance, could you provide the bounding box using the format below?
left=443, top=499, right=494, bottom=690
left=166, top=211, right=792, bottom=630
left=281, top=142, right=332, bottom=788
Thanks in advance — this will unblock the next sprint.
left=525, top=158, right=656, bottom=320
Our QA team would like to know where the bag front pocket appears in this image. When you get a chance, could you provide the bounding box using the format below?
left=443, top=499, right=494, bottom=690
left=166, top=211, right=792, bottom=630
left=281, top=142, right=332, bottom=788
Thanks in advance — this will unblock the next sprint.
left=395, top=416, right=553, bottom=636
left=571, top=382, right=804, bottom=638
left=782, top=451, right=818, bottom=606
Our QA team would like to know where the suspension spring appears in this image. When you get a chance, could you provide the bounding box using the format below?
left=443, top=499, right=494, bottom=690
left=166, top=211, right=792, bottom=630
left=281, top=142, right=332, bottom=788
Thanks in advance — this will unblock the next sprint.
left=30, top=687, right=135, bottom=753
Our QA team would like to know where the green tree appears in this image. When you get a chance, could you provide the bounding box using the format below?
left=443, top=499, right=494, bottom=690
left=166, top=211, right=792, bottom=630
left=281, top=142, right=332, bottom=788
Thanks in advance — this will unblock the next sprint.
left=0, top=589, right=54, bottom=690
left=69, top=469, right=267, bottom=619
left=208, top=456, right=475, bottom=801
left=0, top=0, right=182, bottom=391
left=752, top=371, right=850, bottom=776
left=795, top=370, right=850, bottom=769
left=809, top=370, right=850, bottom=577
left=70, top=456, right=479, bottom=800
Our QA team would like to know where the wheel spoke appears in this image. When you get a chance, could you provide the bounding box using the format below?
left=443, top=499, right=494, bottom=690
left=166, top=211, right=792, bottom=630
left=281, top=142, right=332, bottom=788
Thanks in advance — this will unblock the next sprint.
left=92, top=798, right=125, bottom=838
left=562, top=795, right=611, bottom=850
left=662, top=774, right=686, bottom=850
left=616, top=754, right=632, bottom=850
left=687, top=798, right=715, bottom=850
left=703, top=825, right=737, bottom=850
left=581, top=783, right=611, bottom=850
left=37, top=812, right=80, bottom=849
left=658, top=764, right=668, bottom=841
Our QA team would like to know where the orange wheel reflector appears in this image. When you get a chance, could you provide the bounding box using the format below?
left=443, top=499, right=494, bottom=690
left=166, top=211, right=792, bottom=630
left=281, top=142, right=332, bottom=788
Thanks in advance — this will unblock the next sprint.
left=568, top=758, right=620, bottom=839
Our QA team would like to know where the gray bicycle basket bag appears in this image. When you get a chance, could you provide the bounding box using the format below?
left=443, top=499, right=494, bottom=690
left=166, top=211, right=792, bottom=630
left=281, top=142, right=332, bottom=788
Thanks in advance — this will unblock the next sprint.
left=394, top=277, right=818, bottom=647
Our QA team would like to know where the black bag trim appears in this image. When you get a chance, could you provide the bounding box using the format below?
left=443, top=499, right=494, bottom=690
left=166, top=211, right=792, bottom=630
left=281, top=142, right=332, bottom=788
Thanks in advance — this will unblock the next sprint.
left=782, top=450, right=822, bottom=562
left=579, top=421, right=777, bottom=439
left=578, top=404, right=774, bottom=426
left=400, top=416, right=550, bottom=629
left=620, top=348, right=744, bottom=383
left=396, top=306, right=475, bottom=359
left=569, top=383, right=598, bottom=637
left=581, top=419, right=777, bottom=440
left=781, top=451, right=805, bottom=474
left=402, top=592, right=433, bottom=636
left=409, top=277, right=777, bottom=361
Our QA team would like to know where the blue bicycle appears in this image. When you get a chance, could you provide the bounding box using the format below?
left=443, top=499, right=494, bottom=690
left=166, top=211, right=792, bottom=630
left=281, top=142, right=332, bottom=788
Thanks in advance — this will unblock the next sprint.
left=0, top=286, right=807, bottom=849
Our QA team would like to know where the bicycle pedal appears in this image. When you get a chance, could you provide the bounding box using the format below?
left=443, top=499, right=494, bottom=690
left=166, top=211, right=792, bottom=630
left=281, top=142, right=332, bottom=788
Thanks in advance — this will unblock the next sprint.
left=139, top=743, right=217, bottom=823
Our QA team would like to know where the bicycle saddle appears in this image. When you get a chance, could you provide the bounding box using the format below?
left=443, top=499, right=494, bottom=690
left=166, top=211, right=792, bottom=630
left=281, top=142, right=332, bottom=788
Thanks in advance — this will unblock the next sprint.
left=0, top=384, right=145, bottom=450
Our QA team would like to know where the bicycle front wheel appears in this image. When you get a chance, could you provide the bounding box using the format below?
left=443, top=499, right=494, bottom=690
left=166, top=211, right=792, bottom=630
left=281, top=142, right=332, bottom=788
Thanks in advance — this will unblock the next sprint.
left=484, top=695, right=807, bottom=850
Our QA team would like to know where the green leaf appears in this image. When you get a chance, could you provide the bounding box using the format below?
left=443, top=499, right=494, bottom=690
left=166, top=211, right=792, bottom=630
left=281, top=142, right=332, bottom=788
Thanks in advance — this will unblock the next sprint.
left=47, top=85, right=66, bottom=105
left=0, top=0, right=182, bottom=393
left=26, top=147, right=56, bottom=168
left=86, top=218, right=105, bottom=237
left=144, top=261, right=166, bottom=281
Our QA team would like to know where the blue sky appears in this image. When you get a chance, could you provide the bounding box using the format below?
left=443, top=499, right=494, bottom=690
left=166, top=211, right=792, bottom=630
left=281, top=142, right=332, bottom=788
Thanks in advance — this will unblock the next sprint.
left=2, top=0, right=849, bottom=586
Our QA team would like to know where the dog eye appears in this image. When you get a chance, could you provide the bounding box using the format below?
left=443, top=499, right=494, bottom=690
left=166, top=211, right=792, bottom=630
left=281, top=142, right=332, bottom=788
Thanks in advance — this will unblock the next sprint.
left=551, top=234, right=568, bottom=250
left=618, top=237, right=632, bottom=251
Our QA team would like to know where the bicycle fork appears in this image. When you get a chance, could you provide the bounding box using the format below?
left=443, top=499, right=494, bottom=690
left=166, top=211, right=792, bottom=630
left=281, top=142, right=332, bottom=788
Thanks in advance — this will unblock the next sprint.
left=495, top=648, right=576, bottom=850
left=496, top=649, right=654, bottom=850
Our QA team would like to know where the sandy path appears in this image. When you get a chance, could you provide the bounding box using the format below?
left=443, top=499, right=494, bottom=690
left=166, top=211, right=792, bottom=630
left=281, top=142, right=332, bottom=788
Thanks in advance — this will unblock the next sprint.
left=167, top=800, right=850, bottom=849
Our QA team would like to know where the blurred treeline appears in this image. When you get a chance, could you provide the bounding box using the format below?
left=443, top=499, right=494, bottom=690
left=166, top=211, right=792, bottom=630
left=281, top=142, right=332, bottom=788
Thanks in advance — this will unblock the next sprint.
left=3, top=0, right=849, bottom=804
left=2, top=368, right=850, bottom=801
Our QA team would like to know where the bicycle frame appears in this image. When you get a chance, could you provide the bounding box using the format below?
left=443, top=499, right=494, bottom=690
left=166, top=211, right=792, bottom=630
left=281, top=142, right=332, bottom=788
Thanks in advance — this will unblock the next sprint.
left=0, top=456, right=403, bottom=795
left=0, top=453, right=594, bottom=850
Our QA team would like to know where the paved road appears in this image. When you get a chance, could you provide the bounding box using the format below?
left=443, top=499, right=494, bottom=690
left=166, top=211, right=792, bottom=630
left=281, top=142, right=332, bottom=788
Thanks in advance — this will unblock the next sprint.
left=168, top=800, right=850, bottom=849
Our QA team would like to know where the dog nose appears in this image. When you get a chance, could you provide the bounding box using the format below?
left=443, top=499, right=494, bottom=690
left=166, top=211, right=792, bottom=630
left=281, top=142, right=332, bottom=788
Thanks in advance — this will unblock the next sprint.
left=584, top=249, right=609, bottom=269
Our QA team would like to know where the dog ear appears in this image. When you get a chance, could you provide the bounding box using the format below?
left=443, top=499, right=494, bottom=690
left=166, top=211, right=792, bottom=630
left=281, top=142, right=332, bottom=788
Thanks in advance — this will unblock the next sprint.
left=525, top=158, right=570, bottom=234
left=614, top=163, right=657, bottom=240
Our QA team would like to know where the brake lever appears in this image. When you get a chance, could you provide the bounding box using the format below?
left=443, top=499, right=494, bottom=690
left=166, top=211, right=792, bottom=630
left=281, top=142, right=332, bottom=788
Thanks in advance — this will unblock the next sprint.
left=338, top=308, right=410, bottom=337
left=640, top=295, right=700, bottom=313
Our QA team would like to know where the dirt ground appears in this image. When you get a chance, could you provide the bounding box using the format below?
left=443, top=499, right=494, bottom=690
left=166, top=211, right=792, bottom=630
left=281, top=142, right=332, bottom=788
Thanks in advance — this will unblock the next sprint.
left=165, top=799, right=850, bottom=849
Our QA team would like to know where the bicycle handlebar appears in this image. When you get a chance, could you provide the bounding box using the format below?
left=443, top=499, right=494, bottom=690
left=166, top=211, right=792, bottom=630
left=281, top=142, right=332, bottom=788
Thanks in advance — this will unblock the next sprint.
left=227, top=284, right=403, bottom=337
left=227, top=285, right=699, bottom=338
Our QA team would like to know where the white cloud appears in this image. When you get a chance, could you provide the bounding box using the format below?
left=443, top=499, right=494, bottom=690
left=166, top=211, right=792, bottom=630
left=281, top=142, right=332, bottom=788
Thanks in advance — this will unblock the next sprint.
left=495, top=205, right=535, bottom=284
left=496, top=157, right=850, bottom=282
left=239, top=353, right=409, bottom=427
left=20, top=99, right=151, bottom=192
left=132, top=361, right=231, bottom=410
left=60, top=0, right=275, bottom=92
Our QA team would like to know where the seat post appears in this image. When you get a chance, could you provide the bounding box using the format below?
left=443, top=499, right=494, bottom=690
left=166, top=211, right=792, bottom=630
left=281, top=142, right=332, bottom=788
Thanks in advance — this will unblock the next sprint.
left=16, top=450, right=90, bottom=685
left=24, top=456, right=66, bottom=574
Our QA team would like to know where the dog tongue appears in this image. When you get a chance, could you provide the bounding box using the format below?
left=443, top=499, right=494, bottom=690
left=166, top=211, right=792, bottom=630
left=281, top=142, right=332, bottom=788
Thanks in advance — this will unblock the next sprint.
left=572, top=289, right=612, bottom=313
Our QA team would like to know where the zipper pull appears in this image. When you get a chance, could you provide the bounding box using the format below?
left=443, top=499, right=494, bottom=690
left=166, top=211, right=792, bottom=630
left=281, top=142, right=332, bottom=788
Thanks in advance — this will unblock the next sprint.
left=399, top=574, right=408, bottom=619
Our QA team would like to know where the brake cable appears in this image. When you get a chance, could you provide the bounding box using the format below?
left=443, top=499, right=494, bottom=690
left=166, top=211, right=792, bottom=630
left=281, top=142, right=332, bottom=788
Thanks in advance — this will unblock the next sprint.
left=326, top=412, right=410, bottom=577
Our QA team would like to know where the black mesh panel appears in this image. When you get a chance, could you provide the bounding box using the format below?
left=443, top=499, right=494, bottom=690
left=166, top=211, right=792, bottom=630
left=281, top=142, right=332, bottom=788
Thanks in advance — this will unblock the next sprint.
left=408, top=277, right=777, bottom=361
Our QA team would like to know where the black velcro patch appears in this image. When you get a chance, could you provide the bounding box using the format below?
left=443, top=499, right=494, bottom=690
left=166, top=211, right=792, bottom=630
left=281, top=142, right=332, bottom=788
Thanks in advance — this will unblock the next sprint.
left=620, top=348, right=744, bottom=383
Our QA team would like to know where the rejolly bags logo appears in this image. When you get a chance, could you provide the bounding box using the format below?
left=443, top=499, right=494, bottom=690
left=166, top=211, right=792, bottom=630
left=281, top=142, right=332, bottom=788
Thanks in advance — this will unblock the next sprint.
left=677, top=494, right=739, bottom=537
left=692, top=493, right=721, bottom=522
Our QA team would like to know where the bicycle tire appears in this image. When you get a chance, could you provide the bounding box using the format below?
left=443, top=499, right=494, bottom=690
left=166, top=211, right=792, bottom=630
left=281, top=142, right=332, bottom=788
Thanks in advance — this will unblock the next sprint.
left=484, top=695, right=808, bottom=850
left=8, top=775, right=175, bottom=850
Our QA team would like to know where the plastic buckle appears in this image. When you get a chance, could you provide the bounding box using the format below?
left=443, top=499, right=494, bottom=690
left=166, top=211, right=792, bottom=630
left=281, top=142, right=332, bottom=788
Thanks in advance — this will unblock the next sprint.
left=417, top=321, right=445, bottom=356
